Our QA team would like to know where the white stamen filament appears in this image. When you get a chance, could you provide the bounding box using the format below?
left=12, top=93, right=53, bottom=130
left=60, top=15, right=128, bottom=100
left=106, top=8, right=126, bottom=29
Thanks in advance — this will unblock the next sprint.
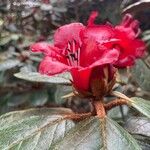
left=77, top=47, right=80, bottom=66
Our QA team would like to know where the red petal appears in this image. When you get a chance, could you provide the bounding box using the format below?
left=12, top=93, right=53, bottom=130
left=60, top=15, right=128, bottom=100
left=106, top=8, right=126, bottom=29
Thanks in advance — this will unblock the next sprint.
left=30, top=42, right=68, bottom=64
left=87, top=11, right=98, bottom=26
left=71, top=67, right=92, bottom=91
left=80, top=38, right=119, bottom=67
left=121, top=14, right=140, bottom=35
left=133, top=40, right=146, bottom=58
left=116, top=14, right=140, bottom=38
left=54, top=23, right=85, bottom=51
left=114, top=56, right=135, bottom=67
left=73, top=48, right=119, bottom=91
left=80, top=27, right=116, bottom=67
left=82, top=11, right=115, bottom=42
left=120, top=14, right=134, bottom=27
left=39, top=56, right=70, bottom=75
left=115, top=39, right=146, bottom=67
left=88, top=48, right=119, bottom=68
left=114, top=14, right=146, bottom=67
left=81, top=25, right=115, bottom=43
left=114, top=27, right=146, bottom=67
left=30, top=42, right=61, bottom=56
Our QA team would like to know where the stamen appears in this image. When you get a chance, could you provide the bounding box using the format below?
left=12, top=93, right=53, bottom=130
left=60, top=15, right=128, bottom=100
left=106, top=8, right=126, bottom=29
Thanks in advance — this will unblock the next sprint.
left=70, top=53, right=77, bottom=60
left=65, top=40, right=80, bottom=67
left=67, top=42, right=71, bottom=50
left=77, top=47, right=81, bottom=66
left=66, top=48, right=71, bottom=52
left=66, top=55, right=71, bottom=66
left=67, top=54, right=74, bottom=66
left=72, top=39, right=76, bottom=53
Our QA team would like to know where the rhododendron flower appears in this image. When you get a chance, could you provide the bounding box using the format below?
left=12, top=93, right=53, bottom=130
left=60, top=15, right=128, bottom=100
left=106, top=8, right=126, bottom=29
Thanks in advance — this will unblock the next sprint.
left=31, top=12, right=146, bottom=96
left=114, top=14, right=146, bottom=67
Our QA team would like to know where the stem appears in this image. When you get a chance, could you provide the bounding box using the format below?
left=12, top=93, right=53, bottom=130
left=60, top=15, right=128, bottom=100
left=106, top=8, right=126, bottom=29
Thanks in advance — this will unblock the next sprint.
left=104, top=98, right=128, bottom=111
left=93, top=101, right=106, bottom=118
left=64, top=112, right=92, bottom=121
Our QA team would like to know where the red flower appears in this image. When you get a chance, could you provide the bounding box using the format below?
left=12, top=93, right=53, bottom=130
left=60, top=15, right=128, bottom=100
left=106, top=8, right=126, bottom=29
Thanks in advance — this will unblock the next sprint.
left=114, top=14, right=146, bottom=67
left=31, top=12, right=146, bottom=95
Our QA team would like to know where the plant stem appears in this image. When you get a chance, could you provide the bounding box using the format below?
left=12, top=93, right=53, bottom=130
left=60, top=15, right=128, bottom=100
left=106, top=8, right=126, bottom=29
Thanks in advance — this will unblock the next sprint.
left=64, top=112, right=92, bottom=121
left=93, top=101, right=106, bottom=118
left=104, top=98, right=128, bottom=111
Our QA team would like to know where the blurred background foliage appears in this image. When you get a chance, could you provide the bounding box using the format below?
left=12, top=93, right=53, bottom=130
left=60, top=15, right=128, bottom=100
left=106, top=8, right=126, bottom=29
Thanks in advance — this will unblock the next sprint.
left=0, top=0, right=150, bottom=117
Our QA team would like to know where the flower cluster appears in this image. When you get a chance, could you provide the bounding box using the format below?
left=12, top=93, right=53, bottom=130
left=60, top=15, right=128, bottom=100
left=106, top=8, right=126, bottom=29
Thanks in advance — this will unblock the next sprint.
left=31, top=12, right=146, bottom=97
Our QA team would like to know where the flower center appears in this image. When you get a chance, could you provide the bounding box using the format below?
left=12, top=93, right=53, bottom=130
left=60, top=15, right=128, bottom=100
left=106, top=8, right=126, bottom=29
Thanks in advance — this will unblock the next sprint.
left=66, top=40, right=81, bottom=67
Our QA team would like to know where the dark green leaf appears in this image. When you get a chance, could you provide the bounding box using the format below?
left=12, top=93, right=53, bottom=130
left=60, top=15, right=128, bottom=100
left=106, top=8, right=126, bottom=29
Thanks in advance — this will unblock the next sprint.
left=122, top=0, right=150, bottom=14
left=0, top=109, right=141, bottom=150
left=0, top=59, right=20, bottom=71
left=14, top=71, right=72, bottom=84
left=55, top=85, right=72, bottom=104
left=131, top=97, right=150, bottom=118
left=133, top=134, right=150, bottom=150
left=132, top=60, right=150, bottom=91
left=30, top=90, right=48, bottom=106
left=124, top=117, right=150, bottom=150
left=142, top=30, right=150, bottom=42
left=108, top=105, right=129, bottom=119
left=52, top=117, right=141, bottom=150
left=0, top=108, right=74, bottom=150
left=7, top=93, right=30, bottom=107
left=0, top=36, right=11, bottom=46
left=124, top=117, right=150, bottom=136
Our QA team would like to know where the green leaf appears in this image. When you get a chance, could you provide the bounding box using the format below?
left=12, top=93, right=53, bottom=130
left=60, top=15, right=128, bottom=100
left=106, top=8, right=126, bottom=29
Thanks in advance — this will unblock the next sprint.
left=55, top=85, right=72, bottom=104
left=0, top=108, right=142, bottom=150
left=30, top=90, right=48, bottom=106
left=0, top=59, right=20, bottom=71
left=124, top=117, right=150, bottom=150
left=132, top=60, right=150, bottom=91
left=125, top=117, right=150, bottom=136
left=52, top=117, right=141, bottom=150
left=142, top=30, right=150, bottom=42
left=14, top=71, right=72, bottom=84
left=131, top=97, right=150, bottom=118
left=0, top=108, right=74, bottom=150
left=133, top=134, right=150, bottom=150
left=7, top=93, right=30, bottom=107
left=0, top=33, right=21, bottom=46
left=0, top=36, right=11, bottom=46
left=122, top=0, right=150, bottom=14
left=108, top=105, right=129, bottom=119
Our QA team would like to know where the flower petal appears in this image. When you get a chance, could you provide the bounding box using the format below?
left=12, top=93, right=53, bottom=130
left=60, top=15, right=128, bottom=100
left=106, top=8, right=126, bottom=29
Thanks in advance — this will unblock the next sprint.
left=30, top=42, right=68, bottom=64
left=87, top=11, right=98, bottom=26
left=115, top=39, right=146, bottom=67
left=114, top=14, right=146, bottom=67
left=39, top=56, right=70, bottom=75
left=80, top=38, right=119, bottom=67
left=73, top=48, right=119, bottom=91
left=71, top=67, right=92, bottom=91
left=81, top=25, right=115, bottom=43
left=54, top=23, right=85, bottom=51
left=81, top=11, right=115, bottom=42
left=86, top=48, right=120, bottom=68
left=30, top=42, right=61, bottom=56
left=116, top=14, right=140, bottom=39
